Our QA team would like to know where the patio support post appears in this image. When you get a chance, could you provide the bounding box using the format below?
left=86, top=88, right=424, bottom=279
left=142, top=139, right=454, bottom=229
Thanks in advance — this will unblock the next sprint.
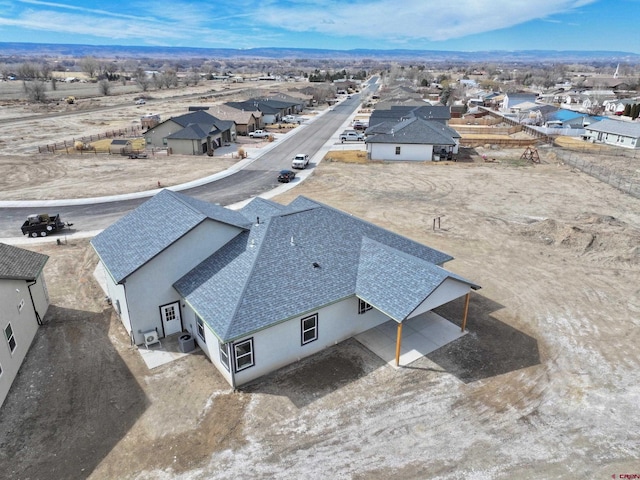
left=461, top=292, right=471, bottom=332
left=395, top=322, right=403, bottom=367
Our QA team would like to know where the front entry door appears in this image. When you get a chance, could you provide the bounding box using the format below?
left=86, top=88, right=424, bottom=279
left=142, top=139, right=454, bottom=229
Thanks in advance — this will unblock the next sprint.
left=160, top=302, right=182, bottom=337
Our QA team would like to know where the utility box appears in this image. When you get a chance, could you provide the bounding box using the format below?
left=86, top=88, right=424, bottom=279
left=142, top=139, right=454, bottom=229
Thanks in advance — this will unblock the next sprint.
left=178, top=334, right=196, bottom=353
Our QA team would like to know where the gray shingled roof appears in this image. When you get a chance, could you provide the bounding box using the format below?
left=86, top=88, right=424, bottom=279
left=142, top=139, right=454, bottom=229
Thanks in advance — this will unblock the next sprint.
left=91, top=189, right=251, bottom=283
left=356, top=238, right=478, bottom=321
left=365, top=117, right=457, bottom=145
left=0, top=243, right=49, bottom=281
left=585, top=118, right=640, bottom=138
left=174, top=196, right=474, bottom=342
left=166, top=123, right=212, bottom=140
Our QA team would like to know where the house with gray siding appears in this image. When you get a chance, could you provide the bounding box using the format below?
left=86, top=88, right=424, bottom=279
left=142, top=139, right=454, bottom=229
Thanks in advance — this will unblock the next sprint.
left=365, top=117, right=460, bottom=161
left=0, top=243, right=49, bottom=407
left=143, top=110, right=235, bottom=155
left=583, top=119, right=640, bottom=149
left=92, top=190, right=478, bottom=387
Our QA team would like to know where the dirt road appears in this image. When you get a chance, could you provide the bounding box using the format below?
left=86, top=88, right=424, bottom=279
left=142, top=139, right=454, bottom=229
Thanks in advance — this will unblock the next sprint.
left=1, top=153, right=639, bottom=479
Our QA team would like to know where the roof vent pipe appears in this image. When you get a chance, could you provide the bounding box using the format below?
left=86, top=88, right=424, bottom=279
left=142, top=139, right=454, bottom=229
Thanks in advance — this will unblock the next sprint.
left=290, top=236, right=295, bottom=246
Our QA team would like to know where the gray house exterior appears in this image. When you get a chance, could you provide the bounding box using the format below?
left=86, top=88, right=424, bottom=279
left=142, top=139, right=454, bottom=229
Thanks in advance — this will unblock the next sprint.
left=92, top=190, right=478, bottom=387
left=144, top=110, right=236, bottom=155
left=583, top=119, right=640, bottom=149
left=365, top=117, right=460, bottom=161
left=0, top=243, right=49, bottom=408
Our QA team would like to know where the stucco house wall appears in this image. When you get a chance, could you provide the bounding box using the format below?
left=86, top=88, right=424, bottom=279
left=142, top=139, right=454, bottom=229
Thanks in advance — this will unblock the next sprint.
left=144, top=120, right=181, bottom=148
left=367, top=143, right=434, bottom=162
left=117, top=221, right=244, bottom=345
left=230, top=296, right=389, bottom=386
left=0, top=274, right=49, bottom=407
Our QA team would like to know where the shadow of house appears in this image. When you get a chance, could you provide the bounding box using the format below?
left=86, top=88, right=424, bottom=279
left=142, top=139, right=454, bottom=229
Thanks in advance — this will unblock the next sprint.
left=427, top=293, right=541, bottom=383
left=240, top=338, right=386, bottom=409
left=0, top=305, right=148, bottom=480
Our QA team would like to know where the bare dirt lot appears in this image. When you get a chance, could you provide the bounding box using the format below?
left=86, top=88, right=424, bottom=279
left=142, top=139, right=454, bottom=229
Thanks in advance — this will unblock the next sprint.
left=1, top=156, right=639, bottom=479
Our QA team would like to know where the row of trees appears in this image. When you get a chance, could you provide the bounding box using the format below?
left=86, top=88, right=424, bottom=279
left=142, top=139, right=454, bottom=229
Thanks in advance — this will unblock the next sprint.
left=623, top=103, right=640, bottom=119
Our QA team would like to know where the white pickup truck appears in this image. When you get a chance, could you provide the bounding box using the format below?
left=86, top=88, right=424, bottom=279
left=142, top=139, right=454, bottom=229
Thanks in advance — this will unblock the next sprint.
left=249, top=129, right=270, bottom=138
left=340, top=130, right=365, bottom=142
left=291, top=153, right=309, bottom=169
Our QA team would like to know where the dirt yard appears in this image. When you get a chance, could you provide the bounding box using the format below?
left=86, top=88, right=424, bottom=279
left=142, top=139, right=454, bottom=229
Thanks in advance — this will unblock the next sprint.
left=0, top=154, right=639, bottom=479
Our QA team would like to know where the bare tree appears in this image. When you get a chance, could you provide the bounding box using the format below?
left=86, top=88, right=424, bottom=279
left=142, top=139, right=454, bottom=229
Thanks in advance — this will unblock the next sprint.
left=24, top=81, right=47, bottom=102
left=98, top=79, right=111, bottom=96
left=80, top=56, right=99, bottom=80
left=50, top=77, right=58, bottom=91
left=17, top=62, right=39, bottom=80
left=135, top=69, right=151, bottom=92
left=40, top=62, right=52, bottom=80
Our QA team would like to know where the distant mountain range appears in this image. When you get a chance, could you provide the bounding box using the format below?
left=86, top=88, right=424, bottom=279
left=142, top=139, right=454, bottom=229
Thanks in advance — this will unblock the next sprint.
left=1, top=42, right=639, bottom=63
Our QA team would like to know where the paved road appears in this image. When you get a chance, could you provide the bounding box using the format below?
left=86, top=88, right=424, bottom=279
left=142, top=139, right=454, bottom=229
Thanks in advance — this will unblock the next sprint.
left=0, top=87, right=375, bottom=239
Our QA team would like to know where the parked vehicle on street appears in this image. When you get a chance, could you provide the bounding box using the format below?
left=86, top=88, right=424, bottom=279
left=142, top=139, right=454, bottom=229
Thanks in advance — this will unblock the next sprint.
left=291, top=153, right=309, bottom=169
left=21, top=213, right=73, bottom=238
left=135, top=98, right=146, bottom=105
left=277, top=170, right=297, bottom=183
left=249, top=129, right=270, bottom=138
left=340, top=130, right=365, bottom=142
left=128, top=152, right=148, bottom=159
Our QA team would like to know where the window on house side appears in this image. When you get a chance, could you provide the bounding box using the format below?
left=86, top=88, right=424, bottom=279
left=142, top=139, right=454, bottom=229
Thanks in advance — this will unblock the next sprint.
left=196, top=316, right=206, bottom=343
left=219, top=343, right=230, bottom=371
left=395, top=146, right=401, bottom=155
left=234, top=338, right=254, bottom=371
left=301, top=314, right=318, bottom=345
left=4, top=323, right=16, bottom=353
left=358, top=299, right=372, bottom=315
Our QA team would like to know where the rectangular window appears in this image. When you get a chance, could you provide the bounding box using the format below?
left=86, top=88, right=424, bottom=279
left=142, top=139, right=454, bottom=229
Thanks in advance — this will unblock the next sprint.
left=4, top=323, right=16, bottom=353
left=395, top=146, right=401, bottom=155
left=115, top=299, right=122, bottom=315
left=234, top=338, right=254, bottom=372
left=196, top=316, right=206, bottom=343
left=17, top=299, right=24, bottom=312
left=0, top=362, right=2, bottom=376
left=301, top=314, right=318, bottom=345
left=358, top=299, right=372, bottom=314
left=219, top=343, right=230, bottom=371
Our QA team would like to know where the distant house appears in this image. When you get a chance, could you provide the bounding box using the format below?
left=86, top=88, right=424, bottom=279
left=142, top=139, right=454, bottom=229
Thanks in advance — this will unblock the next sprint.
left=365, top=116, right=460, bottom=161
left=0, top=243, right=50, bottom=408
left=368, top=105, right=452, bottom=128
left=603, top=98, right=638, bottom=115
left=91, top=190, right=479, bottom=387
left=501, top=93, right=538, bottom=113
left=208, top=104, right=262, bottom=136
left=143, top=110, right=235, bottom=155
left=583, top=119, right=640, bottom=149
left=225, top=98, right=300, bottom=125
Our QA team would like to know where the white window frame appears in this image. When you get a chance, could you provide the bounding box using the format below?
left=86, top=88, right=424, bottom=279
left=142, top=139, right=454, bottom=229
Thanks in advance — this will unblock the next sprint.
left=196, top=315, right=206, bottom=343
left=233, top=338, right=254, bottom=372
left=17, top=298, right=24, bottom=312
left=301, top=314, right=318, bottom=345
left=358, top=299, right=372, bottom=315
left=4, top=323, right=16, bottom=353
left=219, top=342, right=230, bottom=371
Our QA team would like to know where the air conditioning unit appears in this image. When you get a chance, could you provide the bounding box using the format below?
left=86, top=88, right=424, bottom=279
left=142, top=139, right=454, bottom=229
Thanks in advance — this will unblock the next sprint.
left=143, top=330, right=161, bottom=349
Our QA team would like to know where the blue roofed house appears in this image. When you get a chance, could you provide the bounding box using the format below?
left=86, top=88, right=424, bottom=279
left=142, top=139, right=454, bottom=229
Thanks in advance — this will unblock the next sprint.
left=0, top=243, right=50, bottom=407
left=91, top=190, right=479, bottom=387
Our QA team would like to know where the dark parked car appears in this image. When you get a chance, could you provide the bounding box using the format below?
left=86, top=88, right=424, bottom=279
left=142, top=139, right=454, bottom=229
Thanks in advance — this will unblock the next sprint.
left=278, top=169, right=296, bottom=183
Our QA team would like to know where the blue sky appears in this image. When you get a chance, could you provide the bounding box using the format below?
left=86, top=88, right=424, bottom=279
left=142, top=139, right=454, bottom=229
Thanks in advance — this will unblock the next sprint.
left=0, top=0, right=639, bottom=52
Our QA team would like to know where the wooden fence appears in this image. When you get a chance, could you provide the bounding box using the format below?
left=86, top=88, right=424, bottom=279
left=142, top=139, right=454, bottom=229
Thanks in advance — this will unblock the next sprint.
left=38, top=125, right=143, bottom=154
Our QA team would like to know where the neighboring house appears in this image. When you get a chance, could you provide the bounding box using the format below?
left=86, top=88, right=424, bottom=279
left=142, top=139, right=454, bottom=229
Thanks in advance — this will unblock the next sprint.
left=365, top=117, right=460, bottom=161
left=91, top=190, right=479, bottom=388
left=209, top=104, right=262, bottom=135
left=501, top=93, right=538, bottom=113
left=603, top=98, right=638, bottom=115
left=0, top=243, right=50, bottom=408
left=143, top=111, right=235, bottom=155
left=583, top=119, right=640, bottom=149
left=368, top=105, right=452, bottom=128
left=225, top=98, right=299, bottom=125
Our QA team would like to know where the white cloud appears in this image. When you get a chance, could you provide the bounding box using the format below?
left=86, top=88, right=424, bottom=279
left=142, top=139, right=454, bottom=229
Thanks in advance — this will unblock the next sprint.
left=255, top=0, right=598, bottom=42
